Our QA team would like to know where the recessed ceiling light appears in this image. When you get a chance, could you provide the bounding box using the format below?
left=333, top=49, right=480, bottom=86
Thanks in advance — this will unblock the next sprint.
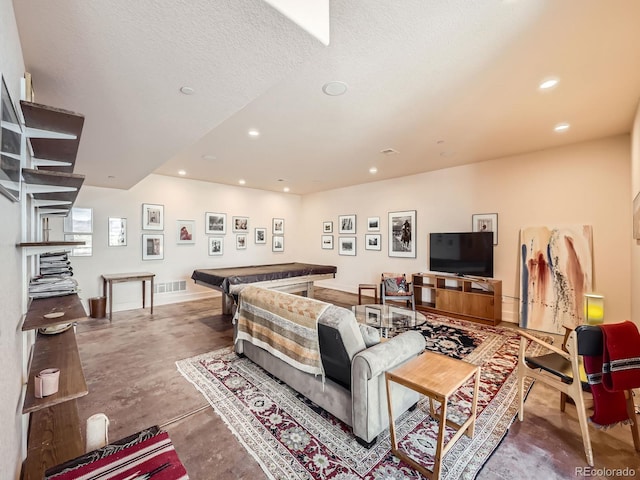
left=283, top=187, right=290, bottom=193
left=554, top=122, right=570, bottom=132
left=238, top=179, right=246, bottom=185
left=107, top=175, right=115, bottom=179
left=180, top=86, right=195, bottom=95
left=248, top=129, right=260, bottom=137
left=202, top=154, right=216, bottom=161
left=322, top=81, right=348, bottom=96
left=178, top=170, right=186, bottom=176
left=539, top=77, right=559, bottom=90
left=380, top=148, right=398, bottom=155
left=369, top=167, right=378, bottom=174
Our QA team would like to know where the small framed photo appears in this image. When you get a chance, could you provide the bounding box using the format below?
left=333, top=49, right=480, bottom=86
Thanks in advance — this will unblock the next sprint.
left=323, top=221, right=333, bottom=233
left=364, top=306, right=382, bottom=327
left=472, top=213, right=498, bottom=245
left=205, top=212, right=226, bottom=234
left=273, top=218, right=284, bottom=234
left=339, top=214, right=356, bottom=234
left=273, top=235, right=284, bottom=252
left=208, top=236, right=223, bottom=256
left=339, top=236, right=356, bottom=256
left=236, top=233, right=247, bottom=249
left=367, top=216, right=380, bottom=231
left=389, top=210, right=416, bottom=258
left=142, top=234, right=164, bottom=260
left=176, top=220, right=195, bottom=244
left=365, top=234, right=381, bottom=251
left=233, top=216, right=249, bottom=232
left=389, top=305, right=416, bottom=327
left=255, top=227, right=267, bottom=244
left=108, top=217, right=127, bottom=246
left=142, top=203, right=164, bottom=230
left=321, top=235, right=334, bottom=250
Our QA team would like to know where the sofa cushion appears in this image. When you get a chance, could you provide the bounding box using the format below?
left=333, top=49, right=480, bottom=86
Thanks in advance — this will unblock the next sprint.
left=318, top=305, right=367, bottom=389
left=358, top=324, right=381, bottom=347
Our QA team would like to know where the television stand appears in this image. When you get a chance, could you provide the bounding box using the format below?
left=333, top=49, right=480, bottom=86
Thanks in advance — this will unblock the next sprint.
left=412, top=272, right=502, bottom=326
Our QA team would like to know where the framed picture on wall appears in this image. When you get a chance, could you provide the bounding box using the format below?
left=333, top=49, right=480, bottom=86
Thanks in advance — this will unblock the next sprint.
left=388, top=210, right=416, bottom=258
left=339, top=214, right=356, bottom=234
left=365, top=234, right=381, bottom=251
left=321, top=235, right=333, bottom=249
left=472, top=213, right=498, bottom=245
left=208, top=236, right=223, bottom=256
left=367, top=217, right=380, bottom=231
left=108, top=217, right=127, bottom=246
left=176, top=220, right=195, bottom=244
left=273, top=218, right=284, bottom=234
left=339, top=236, right=356, bottom=256
left=255, top=227, right=267, bottom=244
left=142, top=234, right=164, bottom=260
left=323, top=221, right=333, bottom=233
left=142, top=203, right=164, bottom=230
left=273, top=235, right=284, bottom=252
left=205, top=212, right=226, bottom=234
left=236, top=233, right=247, bottom=249
left=233, top=216, right=249, bottom=232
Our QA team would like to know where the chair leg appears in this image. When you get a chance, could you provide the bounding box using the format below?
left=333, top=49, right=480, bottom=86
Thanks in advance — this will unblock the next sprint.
left=560, top=392, right=567, bottom=412
left=625, top=390, right=640, bottom=452
left=572, top=385, right=594, bottom=467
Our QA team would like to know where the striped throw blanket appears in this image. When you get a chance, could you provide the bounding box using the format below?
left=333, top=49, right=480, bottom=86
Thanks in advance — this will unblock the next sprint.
left=234, top=286, right=329, bottom=376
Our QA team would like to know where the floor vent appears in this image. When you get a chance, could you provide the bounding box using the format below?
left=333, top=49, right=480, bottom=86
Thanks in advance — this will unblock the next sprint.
left=154, top=280, right=187, bottom=294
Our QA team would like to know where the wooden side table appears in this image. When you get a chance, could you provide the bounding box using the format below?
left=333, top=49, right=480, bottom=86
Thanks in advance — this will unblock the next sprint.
left=102, top=272, right=155, bottom=321
left=385, top=351, right=480, bottom=479
left=358, top=283, right=378, bottom=304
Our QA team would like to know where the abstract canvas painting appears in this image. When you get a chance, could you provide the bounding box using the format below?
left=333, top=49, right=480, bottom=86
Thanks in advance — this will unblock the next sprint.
left=519, top=225, right=593, bottom=334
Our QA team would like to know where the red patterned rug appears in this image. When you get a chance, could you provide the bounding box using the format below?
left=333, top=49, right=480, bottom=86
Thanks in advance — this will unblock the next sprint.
left=177, top=314, right=546, bottom=479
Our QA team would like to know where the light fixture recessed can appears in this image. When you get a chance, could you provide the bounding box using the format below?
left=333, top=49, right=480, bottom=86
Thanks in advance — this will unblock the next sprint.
left=202, top=154, right=216, bottom=161
left=180, top=86, right=195, bottom=95
left=248, top=129, right=260, bottom=137
left=178, top=170, right=186, bottom=176
left=283, top=187, right=290, bottom=193
left=554, top=122, right=570, bottom=132
left=322, top=81, right=348, bottom=96
left=369, top=167, right=378, bottom=174
left=238, top=179, right=246, bottom=185
left=539, top=77, right=559, bottom=90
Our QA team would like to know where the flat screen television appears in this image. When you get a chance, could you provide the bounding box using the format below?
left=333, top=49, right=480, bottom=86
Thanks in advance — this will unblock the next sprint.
left=429, top=231, right=494, bottom=278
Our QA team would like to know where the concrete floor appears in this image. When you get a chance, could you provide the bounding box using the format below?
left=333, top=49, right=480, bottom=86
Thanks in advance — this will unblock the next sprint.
left=75, top=289, right=640, bottom=479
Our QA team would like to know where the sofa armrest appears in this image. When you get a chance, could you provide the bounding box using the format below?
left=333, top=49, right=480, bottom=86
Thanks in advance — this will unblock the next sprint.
left=352, top=330, right=425, bottom=380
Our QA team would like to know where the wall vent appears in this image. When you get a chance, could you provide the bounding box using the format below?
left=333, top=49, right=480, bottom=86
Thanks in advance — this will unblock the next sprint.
left=154, top=280, right=187, bottom=294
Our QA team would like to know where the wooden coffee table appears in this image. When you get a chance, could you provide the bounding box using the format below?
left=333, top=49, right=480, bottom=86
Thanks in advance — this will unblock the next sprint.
left=385, top=351, right=480, bottom=479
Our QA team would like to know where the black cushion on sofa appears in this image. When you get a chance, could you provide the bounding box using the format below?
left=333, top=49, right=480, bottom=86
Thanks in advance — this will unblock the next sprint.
left=318, top=323, right=351, bottom=390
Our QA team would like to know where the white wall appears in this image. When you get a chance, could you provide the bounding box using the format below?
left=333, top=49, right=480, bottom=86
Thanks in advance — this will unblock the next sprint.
left=631, top=99, right=640, bottom=327
left=0, top=0, right=27, bottom=477
left=61, top=174, right=302, bottom=312
left=302, top=135, right=631, bottom=324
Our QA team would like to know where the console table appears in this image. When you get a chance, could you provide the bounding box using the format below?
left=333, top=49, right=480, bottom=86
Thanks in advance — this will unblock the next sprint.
left=102, top=272, right=155, bottom=321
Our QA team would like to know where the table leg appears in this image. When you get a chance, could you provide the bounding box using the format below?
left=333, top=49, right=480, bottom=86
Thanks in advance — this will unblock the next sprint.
left=433, top=396, right=448, bottom=480
left=385, top=374, right=398, bottom=451
left=150, top=277, right=154, bottom=315
left=468, top=368, right=480, bottom=438
left=108, top=281, right=113, bottom=322
left=142, top=280, right=146, bottom=309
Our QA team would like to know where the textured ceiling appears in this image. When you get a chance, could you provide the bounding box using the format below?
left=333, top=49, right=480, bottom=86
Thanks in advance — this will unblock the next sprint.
left=13, top=0, right=640, bottom=195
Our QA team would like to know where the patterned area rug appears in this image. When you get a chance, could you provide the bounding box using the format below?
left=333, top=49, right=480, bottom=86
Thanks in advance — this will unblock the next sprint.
left=177, top=314, right=546, bottom=479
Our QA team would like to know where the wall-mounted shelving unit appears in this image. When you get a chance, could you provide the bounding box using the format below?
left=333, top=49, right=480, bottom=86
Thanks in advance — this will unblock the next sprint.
left=17, top=93, right=89, bottom=479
